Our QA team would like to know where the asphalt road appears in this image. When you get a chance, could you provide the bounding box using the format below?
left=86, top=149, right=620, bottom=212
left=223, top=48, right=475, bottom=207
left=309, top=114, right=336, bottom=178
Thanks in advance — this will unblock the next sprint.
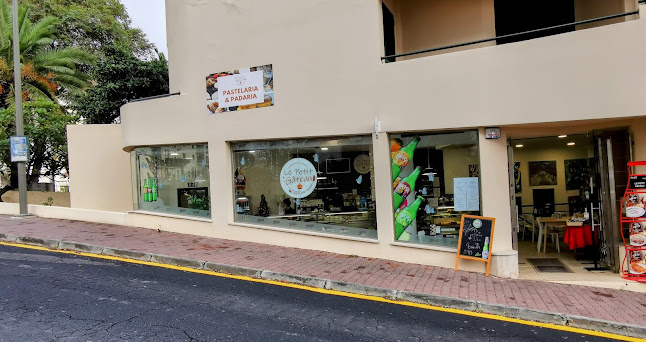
left=0, top=244, right=616, bottom=342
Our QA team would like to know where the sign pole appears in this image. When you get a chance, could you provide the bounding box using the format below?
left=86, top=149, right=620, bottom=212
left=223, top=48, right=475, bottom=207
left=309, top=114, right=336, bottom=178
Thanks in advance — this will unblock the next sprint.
left=12, top=0, right=28, bottom=215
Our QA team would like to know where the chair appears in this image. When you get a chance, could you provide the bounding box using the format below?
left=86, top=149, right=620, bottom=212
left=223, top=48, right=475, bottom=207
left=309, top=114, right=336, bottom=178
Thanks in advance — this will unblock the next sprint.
left=520, top=214, right=536, bottom=242
left=536, top=217, right=561, bottom=253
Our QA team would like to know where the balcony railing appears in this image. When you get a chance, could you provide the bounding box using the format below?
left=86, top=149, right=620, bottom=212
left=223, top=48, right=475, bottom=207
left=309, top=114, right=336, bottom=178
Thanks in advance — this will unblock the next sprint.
left=382, top=9, right=640, bottom=62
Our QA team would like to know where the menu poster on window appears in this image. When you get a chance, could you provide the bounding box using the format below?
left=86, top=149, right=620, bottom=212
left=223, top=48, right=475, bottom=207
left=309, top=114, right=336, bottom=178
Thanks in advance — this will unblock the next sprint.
left=453, top=177, right=479, bottom=212
left=206, top=64, right=274, bottom=114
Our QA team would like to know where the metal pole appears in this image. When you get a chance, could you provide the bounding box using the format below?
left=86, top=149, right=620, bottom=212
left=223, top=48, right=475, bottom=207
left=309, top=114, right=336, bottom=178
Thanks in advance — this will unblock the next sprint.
left=12, top=0, right=27, bottom=215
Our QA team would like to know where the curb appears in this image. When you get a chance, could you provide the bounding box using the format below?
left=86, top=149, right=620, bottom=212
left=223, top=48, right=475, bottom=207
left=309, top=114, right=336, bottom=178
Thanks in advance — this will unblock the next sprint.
left=1, top=235, right=645, bottom=339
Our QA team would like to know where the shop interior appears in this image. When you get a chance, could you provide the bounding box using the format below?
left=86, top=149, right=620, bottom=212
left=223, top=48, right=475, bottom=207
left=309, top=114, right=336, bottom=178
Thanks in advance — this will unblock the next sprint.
left=135, top=145, right=211, bottom=218
left=510, top=132, right=628, bottom=285
left=231, top=137, right=378, bottom=239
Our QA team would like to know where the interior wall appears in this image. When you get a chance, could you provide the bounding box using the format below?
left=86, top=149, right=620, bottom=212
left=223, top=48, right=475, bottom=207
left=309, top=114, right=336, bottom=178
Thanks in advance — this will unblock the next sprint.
left=443, top=146, right=479, bottom=195
left=381, top=0, right=404, bottom=56
left=513, top=142, right=588, bottom=214
left=575, top=0, right=628, bottom=30
left=398, top=0, right=496, bottom=58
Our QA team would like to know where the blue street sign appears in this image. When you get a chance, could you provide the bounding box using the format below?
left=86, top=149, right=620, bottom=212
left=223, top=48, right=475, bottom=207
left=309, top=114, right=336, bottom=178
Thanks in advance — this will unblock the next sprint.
left=10, top=136, right=28, bottom=162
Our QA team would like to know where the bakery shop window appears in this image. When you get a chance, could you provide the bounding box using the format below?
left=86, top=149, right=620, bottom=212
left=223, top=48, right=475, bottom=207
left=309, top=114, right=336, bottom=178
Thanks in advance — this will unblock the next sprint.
left=231, top=136, right=377, bottom=239
left=390, top=131, right=480, bottom=248
left=134, top=144, right=210, bottom=218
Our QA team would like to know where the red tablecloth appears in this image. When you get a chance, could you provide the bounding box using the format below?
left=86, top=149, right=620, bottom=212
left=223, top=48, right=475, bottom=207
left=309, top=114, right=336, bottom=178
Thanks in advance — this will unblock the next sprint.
left=564, top=225, right=596, bottom=250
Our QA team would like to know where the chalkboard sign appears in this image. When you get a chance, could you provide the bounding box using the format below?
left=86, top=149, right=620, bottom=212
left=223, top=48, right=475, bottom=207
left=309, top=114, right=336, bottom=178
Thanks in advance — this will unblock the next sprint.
left=455, top=215, right=496, bottom=276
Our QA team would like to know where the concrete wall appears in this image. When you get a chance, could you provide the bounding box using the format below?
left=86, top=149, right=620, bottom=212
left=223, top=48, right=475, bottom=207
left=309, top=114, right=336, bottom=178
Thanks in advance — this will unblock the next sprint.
left=2, top=191, right=70, bottom=207
left=67, top=124, right=133, bottom=212
left=114, top=1, right=646, bottom=278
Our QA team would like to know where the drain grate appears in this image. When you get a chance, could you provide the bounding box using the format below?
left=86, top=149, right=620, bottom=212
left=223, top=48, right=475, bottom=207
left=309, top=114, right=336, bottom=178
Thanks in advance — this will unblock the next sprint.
left=526, top=258, right=573, bottom=273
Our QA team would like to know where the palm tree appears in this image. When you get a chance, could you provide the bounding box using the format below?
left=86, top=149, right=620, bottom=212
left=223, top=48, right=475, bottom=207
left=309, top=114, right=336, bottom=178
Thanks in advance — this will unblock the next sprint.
left=0, top=1, right=93, bottom=108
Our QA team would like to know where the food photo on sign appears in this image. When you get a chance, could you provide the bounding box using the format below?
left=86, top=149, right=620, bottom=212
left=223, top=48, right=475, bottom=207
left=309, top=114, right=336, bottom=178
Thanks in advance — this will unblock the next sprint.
left=206, top=64, right=273, bottom=114
left=629, top=250, right=646, bottom=274
left=625, top=193, right=646, bottom=218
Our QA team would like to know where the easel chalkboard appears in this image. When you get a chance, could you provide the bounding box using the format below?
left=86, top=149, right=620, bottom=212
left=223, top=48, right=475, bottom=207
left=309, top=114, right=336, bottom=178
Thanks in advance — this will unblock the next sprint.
left=455, top=215, right=496, bottom=276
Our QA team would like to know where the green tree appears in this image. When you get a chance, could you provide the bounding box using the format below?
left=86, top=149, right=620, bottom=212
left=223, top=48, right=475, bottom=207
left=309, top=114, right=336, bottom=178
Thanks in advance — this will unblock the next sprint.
left=19, top=0, right=153, bottom=58
left=0, top=1, right=93, bottom=108
left=0, top=101, right=76, bottom=196
left=0, top=2, right=91, bottom=200
left=74, top=44, right=169, bottom=124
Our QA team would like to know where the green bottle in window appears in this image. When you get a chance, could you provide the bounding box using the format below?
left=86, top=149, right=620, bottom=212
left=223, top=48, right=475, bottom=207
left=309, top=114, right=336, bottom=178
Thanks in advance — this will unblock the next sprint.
left=393, top=166, right=421, bottom=210
left=392, top=136, right=420, bottom=182
left=152, top=178, right=158, bottom=201
left=143, top=179, right=150, bottom=202
left=394, top=196, right=423, bottom=241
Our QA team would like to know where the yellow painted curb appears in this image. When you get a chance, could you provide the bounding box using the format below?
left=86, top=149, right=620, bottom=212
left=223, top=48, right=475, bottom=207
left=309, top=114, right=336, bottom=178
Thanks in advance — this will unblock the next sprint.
left=0, top=240, right=642, bottom=341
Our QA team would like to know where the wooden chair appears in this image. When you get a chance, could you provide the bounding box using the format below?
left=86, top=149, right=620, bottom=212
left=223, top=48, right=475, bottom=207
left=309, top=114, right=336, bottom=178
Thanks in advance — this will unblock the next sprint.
left=520, top=214, right=536, bottom=242
left=536, top=217, right=561, bottom=253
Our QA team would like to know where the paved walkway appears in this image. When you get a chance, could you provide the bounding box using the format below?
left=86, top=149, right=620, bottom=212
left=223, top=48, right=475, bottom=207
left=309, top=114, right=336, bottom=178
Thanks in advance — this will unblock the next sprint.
left=0, top=215, right=644, bottom=335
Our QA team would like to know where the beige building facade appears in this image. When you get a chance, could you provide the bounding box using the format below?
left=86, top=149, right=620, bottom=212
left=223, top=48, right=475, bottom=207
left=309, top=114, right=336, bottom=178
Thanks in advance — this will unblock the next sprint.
left=65, top=0, right=646, bottom=279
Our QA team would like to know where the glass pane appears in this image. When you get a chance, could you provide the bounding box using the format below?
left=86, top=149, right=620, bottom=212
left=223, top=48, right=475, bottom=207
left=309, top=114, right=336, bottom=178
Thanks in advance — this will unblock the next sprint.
left=391, top=131, right=480, bottom=248
left=231, top=136, right=377, bottom=239
left=134, top=144, right=210, bottom=218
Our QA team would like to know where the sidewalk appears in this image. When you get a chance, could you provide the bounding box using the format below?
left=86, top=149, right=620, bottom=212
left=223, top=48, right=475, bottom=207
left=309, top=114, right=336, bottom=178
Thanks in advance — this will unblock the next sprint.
left=0, top=214, right=645, bottom=338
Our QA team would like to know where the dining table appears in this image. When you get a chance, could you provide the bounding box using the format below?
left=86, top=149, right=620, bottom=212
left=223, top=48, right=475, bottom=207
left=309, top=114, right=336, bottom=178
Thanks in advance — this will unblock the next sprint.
left=536, top=216, right=570, bottom=253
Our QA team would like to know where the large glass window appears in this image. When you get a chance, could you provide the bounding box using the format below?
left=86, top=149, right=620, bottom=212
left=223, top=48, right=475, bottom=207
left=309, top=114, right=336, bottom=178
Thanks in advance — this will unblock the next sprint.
left=134, top=144, right=210, bottom=218
left=391, top=131, right=480, bottom=248
left=231, top=136, right=377, bottom=239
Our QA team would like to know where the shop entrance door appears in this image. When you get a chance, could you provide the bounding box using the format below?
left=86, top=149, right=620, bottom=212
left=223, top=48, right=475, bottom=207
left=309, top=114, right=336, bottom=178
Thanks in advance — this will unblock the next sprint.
left=508, top=143, right=519, bottom=251
left=594, top=129, right=631, bottom=271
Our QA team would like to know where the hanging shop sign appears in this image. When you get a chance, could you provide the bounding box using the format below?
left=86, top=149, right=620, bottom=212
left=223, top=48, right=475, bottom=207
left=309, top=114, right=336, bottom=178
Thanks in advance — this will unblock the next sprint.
left=280, top=158, right=318, bottom=198
left=206, top=64, right=273, bottom=114
left=455, top=215, right=495, bottom=276
left=10, top=136, right=28, bottom=162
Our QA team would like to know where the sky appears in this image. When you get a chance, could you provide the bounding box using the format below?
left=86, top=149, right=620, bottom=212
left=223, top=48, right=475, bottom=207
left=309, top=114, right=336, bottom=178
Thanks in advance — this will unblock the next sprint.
left=120, top=0, right=168, bottom=57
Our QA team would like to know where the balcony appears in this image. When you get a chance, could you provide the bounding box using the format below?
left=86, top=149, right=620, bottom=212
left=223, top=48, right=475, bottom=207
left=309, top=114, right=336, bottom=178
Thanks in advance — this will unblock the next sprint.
left=381, top=0, right=639, bottom=62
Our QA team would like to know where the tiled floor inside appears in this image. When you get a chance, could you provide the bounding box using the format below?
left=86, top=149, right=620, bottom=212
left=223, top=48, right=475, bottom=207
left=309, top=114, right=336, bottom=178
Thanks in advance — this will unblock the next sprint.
left=517, top=237, right=646, bottom=292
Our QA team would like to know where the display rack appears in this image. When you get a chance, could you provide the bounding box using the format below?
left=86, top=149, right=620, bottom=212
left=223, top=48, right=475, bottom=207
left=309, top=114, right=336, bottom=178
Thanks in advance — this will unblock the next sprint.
left=620, top=161, right=646, bottom=282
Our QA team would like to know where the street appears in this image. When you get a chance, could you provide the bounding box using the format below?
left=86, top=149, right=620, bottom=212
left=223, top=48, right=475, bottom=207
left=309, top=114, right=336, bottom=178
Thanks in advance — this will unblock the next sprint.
left=0, top=244, right=615, bottom=341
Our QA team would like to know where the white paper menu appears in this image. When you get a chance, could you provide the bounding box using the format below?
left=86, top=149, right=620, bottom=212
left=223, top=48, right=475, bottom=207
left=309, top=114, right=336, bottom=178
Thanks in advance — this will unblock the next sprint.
left=453, top=177, right=480, bottom=212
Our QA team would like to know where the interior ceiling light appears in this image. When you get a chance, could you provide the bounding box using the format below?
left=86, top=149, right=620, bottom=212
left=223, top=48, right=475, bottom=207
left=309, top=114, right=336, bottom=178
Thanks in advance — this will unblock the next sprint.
left=567, top=142, right=575, bottom=146
left=558, top=135, right=567, bottom=138
left=321, top=147, right=329, bottom=151
left=249, top=150, right=256, bottom=153
left=170, top=152, right=179, bottom=156
left=515, top=144, right=524, bottom=148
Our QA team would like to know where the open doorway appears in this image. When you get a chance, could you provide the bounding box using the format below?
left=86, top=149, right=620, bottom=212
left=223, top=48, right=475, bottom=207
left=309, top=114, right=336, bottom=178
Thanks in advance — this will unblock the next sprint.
left=509, top=130, right=630, bottom=287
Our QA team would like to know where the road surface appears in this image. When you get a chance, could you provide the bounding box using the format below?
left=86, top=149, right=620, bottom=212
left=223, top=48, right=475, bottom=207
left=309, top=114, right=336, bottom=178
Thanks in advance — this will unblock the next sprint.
left=0, top=244, right=615, bottom=341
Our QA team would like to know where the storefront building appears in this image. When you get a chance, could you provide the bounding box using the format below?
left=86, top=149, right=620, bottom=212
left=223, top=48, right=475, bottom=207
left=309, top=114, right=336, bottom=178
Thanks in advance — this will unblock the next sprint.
left=67, top=0, right=646, bottom=278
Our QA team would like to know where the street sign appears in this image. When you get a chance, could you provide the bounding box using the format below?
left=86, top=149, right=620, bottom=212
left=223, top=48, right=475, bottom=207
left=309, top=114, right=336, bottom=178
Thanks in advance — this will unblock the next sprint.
left=9, top=136, right=28, bottom=162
